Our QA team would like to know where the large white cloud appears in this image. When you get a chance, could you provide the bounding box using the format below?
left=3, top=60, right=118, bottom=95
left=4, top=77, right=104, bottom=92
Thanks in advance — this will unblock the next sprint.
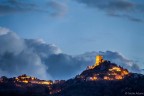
left=0, top=28, right=26, bottom=55
left=0, top=27, right=142, bottom=80
left=0, top=27, right=10, bottom=35
left=25, top=39, right=62, bottom=58
left=0, top=27, right=61, bottom=79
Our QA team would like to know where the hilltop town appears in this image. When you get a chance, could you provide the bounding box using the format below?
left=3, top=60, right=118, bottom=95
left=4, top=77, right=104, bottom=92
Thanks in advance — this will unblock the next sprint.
left=0, top=55, right=144, bottom=96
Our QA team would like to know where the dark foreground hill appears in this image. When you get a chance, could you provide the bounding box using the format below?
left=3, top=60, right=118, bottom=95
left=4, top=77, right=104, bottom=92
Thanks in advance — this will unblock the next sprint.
left=0, top=60, right=144, bottom=96
left=0, top=81, right=50, bottom=96
left=52, top=73, right=144, bottom=96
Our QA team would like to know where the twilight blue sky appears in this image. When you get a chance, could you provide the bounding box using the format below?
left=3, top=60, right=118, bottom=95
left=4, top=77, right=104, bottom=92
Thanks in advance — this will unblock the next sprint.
left=0, top=0, right=144, bottom=67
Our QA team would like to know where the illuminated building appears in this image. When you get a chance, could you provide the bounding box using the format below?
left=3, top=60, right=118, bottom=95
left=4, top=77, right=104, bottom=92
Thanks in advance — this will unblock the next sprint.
left=94, top=55, right=105, bottom=66
left=87, top=55, right=105, bottom=70
left=15, top=74, right=53, bottom=85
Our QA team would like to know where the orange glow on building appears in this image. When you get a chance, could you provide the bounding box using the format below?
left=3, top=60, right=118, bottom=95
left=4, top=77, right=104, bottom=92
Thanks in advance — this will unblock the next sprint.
left=107, top=66, right=129, bottom=80
left=15, top=74, right=53, bottom=85
left=93, top=76, right=98, bottom=80
left=109, top=67, right=121, bottom=72
left=86, top=76, right=98, bottom=81
left=87, top=55, right=105, bottom=70
left=85, top=55, right=129, bottom=81
left=40, top=81, right=53, bottom=85
left=103, top=76, right=113, bottom=80
left=115, top=75, right=123, bottom=80
left=22, top=80, right=29, bottom=83
left=95, top=55, right=104, bottom=66
left=121, top=70, right=129, bottom=75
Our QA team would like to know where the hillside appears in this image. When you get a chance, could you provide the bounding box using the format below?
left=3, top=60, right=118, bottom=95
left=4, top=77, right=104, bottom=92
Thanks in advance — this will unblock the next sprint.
left=0, top=55, right=144, bottom=96
left=51, top=60, right=144, bottom=96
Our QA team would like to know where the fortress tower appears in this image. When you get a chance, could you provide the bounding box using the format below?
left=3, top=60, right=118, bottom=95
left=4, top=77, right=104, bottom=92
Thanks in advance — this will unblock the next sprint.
left=94, top=55, right=104, bottom=66
left=87, top=55, right=105, bottom=70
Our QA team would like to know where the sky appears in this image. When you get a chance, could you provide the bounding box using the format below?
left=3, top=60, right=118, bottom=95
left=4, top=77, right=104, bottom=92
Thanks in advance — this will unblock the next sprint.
left=0, top=0, right=144, bottom=79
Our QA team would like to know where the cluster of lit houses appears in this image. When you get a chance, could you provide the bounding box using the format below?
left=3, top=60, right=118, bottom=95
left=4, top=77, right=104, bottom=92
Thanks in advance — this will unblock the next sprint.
left=78, top=55, right=129, bottom=81
left=77, top=67, right=129, bottom=81
left=15, top=74, right=65, bottom=85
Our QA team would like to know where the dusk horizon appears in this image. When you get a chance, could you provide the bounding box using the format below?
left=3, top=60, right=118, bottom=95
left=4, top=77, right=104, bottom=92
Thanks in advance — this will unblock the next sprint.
left=0, top=0, right=144, bottom=96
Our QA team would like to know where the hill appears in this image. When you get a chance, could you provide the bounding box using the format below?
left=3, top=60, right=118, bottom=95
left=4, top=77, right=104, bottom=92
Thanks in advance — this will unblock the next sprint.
left=51, top=60, right=144, bottom=96
left=0, top=55, right=144, bottom=96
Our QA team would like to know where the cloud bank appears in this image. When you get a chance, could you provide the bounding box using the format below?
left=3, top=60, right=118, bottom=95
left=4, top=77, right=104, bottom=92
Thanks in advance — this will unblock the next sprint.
left=74, top=0, right=144, bottom=22
left=0, top=0, right=143, bottom=21
left=0, top=27, right=142, bottom=80
left=0, top=27, right=61, bottom=79
left=0, top=0, right=67, bottom=16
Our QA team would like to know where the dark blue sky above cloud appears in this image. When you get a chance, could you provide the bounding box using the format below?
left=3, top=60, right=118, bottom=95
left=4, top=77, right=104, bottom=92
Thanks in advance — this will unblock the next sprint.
left=0, top=0, right=144, bottom=79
